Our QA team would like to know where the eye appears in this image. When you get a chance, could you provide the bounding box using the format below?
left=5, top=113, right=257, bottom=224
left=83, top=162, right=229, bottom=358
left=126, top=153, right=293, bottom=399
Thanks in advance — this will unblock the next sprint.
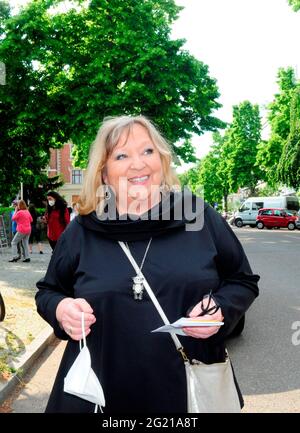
left=144, top=148, right=154, bottom=155
left=115, top=153, right=127, bottom=161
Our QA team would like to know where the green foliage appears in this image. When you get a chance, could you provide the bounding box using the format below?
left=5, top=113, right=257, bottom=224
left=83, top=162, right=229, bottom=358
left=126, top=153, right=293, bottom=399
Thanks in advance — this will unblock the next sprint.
left=173, top=139, right=199, bottom=164
left=256, top=137, right=282, bottom=188
left=197, top=132, right=230, bottom=208
left=179, top=132, right=231, bottom=209
left=178, top=164, right=202, bottom=195
left=0, top=0, right=224, bottom=204
left=277, top=88, right=300, bottom=188
left=287, top=0, right=300, bottom=11
left=0, top=1, right=64, bottom=204
left=198, top=153, right=223, bottom=206
left=267, top=68, right=296, bottom=139
left=222, top=101, right=263, bottom=194
left=0, top=206, right=44, bottom=216
left=0, top=330, right=25, bottom=381
left=257, top=68, right=298, bottom=187
left=0, top=206, right=13, bottom=215
left=23, top=174, right=64, bottom=207
left=255, top=184, right=280, bottom=197
left=0, top=1, right=10, bottom=35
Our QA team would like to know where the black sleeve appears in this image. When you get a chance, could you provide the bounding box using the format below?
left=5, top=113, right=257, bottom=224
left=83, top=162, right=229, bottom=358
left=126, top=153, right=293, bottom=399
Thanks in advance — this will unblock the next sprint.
left=35, top=234, right=76, bottom=340
left=205, top=206, right=260, bottom=341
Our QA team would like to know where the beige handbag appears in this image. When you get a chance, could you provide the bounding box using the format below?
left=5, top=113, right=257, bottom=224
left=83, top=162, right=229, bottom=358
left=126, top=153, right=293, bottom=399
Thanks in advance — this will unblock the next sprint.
left=119, top=241, right=241, bottom=413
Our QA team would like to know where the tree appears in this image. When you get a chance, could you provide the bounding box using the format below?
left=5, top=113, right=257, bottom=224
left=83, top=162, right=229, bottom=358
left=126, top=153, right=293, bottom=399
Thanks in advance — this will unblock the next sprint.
left=178, top=164, right=202, bottom=195
left=0, top=0, right=68, bottom=204
left=256, top=68, right=298, bottom=186
left=23, top=174, right=64, bottom=208
left=198, top=151, right=223, bottom=208
left=223, top=101, right=263, bottom=195
left=198, top=132, right=231, bottom=209
left=277, top=88, right=300, bottom=188
left=0, top=0, right=225, bottom=204
left=287, top=0, right=300, bottom=11
left=179, top=132, right=231, bottom=210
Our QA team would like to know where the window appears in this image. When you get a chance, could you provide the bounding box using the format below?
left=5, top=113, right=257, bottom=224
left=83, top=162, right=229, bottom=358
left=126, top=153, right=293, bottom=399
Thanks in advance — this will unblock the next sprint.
left=261, top=209, right=273, bottom=216
left=239, top=202, right=250, bottom=212
left=72, top=169, right=82, bottom=184
left=274, top=210, right=282, bottom=217
left=252, top=202, right=264, bottom=211
left=286, top=197, right=300, bottom=211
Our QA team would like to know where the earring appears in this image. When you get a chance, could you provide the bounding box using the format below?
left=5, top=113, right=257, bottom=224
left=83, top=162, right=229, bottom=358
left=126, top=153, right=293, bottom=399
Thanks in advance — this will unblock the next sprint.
left=104, top=185, right=111, bottom=200
left=159, top=182, right=169, bottom=195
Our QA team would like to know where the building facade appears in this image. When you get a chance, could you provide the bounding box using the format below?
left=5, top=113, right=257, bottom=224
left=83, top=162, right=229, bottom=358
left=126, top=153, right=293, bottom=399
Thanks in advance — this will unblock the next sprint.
left=47, top=143, right=84, bottom=206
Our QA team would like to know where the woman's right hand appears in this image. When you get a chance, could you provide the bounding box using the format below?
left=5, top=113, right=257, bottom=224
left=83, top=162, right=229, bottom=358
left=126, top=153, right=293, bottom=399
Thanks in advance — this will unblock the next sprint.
left=56, top=298, right=96, bottom=341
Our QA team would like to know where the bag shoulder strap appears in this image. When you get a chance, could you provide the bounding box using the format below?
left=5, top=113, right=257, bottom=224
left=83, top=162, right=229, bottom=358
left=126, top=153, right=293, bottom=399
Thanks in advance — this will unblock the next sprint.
left=118, top=241, right=188, bottom=359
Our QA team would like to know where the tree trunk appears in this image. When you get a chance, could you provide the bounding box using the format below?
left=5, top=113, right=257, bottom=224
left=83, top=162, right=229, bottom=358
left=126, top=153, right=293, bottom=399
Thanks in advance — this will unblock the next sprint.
left=223, top=193, right=228, bottom=212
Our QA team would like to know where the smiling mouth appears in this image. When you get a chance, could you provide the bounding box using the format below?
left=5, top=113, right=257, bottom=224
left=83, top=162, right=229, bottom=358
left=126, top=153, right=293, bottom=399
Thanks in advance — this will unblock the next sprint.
left=128, top=175, right=150, bottom=184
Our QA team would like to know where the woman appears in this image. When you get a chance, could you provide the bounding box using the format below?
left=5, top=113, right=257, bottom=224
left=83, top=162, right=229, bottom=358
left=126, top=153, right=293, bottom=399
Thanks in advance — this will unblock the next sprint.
left=36, top=115, right=259, bottom=413
left=44, top=191, right=70, bottom=250
left=9, top=200, right=32, bottom=263
left=10, top=200, right=24, bottom=259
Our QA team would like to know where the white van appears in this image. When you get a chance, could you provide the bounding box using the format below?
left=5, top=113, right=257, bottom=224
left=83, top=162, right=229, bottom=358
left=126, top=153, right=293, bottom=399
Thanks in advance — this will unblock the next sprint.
left=234, top=196, right=299, bottom=227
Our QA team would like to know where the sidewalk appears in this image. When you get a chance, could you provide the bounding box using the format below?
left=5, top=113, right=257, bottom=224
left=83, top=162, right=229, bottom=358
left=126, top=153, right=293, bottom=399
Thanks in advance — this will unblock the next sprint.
left=0, top=242, right=55, bottom=407
left=1, top=337, right=66, bottom=412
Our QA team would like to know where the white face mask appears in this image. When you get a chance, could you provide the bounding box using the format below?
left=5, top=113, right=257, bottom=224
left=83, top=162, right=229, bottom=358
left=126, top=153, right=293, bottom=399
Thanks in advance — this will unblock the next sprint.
left=64, top=313, right=105, bottom=412
left=48, top=200, right=55, bottom=207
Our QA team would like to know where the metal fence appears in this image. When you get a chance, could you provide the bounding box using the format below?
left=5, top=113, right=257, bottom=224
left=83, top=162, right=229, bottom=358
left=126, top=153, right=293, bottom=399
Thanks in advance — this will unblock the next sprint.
left=0, top=215, right=10, bottom=253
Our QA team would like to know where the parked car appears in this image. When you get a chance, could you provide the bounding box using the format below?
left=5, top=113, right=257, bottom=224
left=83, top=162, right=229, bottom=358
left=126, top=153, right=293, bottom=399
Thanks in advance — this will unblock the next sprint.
left=234, top=195, right=299, bottom=228
left=256, top=208, right=297, bottom=230
left=296, top=210, right=300, bottom=230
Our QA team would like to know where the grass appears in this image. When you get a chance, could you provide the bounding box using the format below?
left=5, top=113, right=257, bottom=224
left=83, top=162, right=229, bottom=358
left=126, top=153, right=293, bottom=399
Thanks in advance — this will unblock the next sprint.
left=0, top=331, right=25, bottom=381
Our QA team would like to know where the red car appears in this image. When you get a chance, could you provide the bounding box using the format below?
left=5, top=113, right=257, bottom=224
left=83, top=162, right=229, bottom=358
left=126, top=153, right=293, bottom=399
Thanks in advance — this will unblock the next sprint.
left=256, top=208, right=297, bottom=230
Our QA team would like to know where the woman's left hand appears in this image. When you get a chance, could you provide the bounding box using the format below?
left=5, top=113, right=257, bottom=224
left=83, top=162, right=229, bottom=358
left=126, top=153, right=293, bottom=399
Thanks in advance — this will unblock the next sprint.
left=182, top=296, right=224, bottom=339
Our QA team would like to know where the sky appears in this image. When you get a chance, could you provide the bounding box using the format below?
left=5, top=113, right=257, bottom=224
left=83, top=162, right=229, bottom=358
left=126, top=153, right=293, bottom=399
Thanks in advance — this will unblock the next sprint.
left=8, top=0, right=300, bottom=167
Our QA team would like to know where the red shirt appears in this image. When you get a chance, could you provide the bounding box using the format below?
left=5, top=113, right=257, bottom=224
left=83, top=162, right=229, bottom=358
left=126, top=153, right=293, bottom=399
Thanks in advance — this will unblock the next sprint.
left=46, top=208, right=70, bottom=241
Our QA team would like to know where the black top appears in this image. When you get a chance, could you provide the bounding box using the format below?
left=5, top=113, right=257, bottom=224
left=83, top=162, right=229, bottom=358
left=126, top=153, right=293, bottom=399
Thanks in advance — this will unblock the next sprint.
left=35, top=192, right=259, bottom=413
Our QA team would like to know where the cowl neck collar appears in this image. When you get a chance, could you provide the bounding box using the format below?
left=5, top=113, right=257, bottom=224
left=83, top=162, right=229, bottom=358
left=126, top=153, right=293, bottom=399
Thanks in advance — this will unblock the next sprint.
left=76, top=189, right=207, bottom=241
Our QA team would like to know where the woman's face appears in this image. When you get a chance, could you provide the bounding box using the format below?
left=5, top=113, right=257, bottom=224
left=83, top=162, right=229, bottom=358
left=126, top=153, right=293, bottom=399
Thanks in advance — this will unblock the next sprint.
left=47, top=196, right=56, bottom=207
left=103, top=123, right=163, bottom=213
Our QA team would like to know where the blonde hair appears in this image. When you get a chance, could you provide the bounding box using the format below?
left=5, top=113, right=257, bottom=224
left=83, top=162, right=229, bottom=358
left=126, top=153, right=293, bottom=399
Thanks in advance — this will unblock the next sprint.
left=18, top=200, right=28, bottom=210
left=78, top=115, right=180, bottom=215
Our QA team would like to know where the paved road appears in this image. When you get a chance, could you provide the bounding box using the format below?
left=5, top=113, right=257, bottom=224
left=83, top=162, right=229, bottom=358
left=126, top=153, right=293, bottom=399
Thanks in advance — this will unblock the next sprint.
left=3, top=227, right=300, bottom=412
left=228, top=227, right=300, bottom=412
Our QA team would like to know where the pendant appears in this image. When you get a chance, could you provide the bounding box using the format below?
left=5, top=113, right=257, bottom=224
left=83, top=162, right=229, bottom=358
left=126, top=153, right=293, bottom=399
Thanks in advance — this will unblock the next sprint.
left=132, top=275, right=144, bottom=300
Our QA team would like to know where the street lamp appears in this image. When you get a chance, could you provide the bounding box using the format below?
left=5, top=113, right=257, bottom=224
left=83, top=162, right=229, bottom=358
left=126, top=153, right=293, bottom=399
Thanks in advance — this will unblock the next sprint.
left=20, top=149, right=23, bottom=200
left=20, top=182, right=23, bottom=200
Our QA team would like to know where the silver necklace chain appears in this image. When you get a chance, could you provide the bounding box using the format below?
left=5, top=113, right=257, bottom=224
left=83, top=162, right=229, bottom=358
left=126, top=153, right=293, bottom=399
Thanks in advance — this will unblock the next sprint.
left=125, top=238, right=152, bottom=300
left=125, top=237, right=152, bottom=271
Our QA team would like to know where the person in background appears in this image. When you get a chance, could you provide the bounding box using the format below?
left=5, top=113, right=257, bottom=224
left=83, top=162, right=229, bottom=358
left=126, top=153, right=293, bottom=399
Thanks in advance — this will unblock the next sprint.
left=9, top=200, right=32, bottom=263
left=70, top=202, right=79, bottom=221
left=44, top=191, right=70, bottom=251
left=10, top=200, right=23, bottom=259
left=28, top=203, right=43, bottom=254
left=35, top=115, right=260, bottom=413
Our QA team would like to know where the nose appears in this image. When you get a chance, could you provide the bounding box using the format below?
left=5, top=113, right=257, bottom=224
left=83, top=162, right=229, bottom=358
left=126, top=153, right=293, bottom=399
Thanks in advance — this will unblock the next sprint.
left=130, top=154, right=146, bottom=170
